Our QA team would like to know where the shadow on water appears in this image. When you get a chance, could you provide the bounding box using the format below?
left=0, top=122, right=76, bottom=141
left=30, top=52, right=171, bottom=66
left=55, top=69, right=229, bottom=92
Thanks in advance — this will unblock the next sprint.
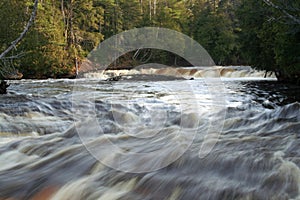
left=241, top=81, right=300, bottom=107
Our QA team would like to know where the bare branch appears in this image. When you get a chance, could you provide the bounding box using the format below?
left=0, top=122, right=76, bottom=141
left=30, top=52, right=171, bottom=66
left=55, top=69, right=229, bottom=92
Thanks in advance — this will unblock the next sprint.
left=262, top=0, right=300, bottom=24
left=2, top=52, right=26, bottom=60
left=0, top=0, right=39, bottom=59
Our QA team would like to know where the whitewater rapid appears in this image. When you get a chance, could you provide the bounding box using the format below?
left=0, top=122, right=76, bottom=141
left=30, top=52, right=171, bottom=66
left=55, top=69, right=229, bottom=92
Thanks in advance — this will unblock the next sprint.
left=0, top=67, right=299, bottom=200
left=83, top=66, right=276, bottom=80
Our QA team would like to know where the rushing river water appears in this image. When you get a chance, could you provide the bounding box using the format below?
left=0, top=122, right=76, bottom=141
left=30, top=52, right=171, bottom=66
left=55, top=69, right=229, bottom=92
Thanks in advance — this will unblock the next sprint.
left=0, top=67, right=300, bottom=200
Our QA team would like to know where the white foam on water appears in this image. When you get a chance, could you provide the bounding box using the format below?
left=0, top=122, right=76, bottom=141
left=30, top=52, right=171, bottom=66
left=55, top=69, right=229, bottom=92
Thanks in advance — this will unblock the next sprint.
left=83, top=66, right=277, bottom=80
left=50, top=177, right=137, bottom=200
left=0, top=150, right=39, bottom=171
left=0, top=72, right=299, bottom=199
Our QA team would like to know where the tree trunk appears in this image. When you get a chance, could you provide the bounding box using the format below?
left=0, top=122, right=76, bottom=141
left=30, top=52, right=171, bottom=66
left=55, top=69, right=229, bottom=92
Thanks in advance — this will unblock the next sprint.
left=0, top=0, right=38, bottom=94
left=0, top=0, right=39, bottom=60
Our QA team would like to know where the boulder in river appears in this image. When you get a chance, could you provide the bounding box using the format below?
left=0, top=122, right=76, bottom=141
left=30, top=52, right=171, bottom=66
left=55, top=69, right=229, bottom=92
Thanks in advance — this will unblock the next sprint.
left=0, top=80, right=10, bottom=94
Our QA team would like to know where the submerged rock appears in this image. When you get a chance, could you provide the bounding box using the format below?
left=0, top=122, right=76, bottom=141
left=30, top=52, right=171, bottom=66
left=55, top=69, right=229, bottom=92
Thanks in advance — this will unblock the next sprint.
left=106, top=75, right=123, bottom=81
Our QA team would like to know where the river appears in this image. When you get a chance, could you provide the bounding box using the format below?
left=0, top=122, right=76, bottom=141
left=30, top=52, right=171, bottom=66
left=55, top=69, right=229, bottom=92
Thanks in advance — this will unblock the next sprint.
left=0, top=66, right=299, bottom=200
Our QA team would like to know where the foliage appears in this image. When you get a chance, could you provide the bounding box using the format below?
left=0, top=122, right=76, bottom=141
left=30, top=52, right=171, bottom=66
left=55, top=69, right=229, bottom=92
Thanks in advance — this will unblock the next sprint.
left=236, top=0, right=300, bottom=82
left=190, top=0, right=239, bottom=65
left=0, top=0, right=299, bottom=82
left=0, top=0, right=27, bottom=55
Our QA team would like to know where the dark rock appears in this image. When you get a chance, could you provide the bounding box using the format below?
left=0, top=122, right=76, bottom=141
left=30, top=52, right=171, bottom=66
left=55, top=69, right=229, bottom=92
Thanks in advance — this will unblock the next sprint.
left=0, top=80, right=10, bottom=94
left=106, top=76, right=122, bottom=82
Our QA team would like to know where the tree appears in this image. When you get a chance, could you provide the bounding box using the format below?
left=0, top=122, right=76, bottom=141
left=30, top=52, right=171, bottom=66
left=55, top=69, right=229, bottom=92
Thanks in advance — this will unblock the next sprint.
left=18, top=0, right=68, bottom=78
left=0, top=0, right=38, bottom=79
left=119, top=0, right=142, bottom=30
left=190, top=0, right=239, bottom=65
left=0, top=0, right=298, bottom=82
left=0, top=0, right=38, bottom=60
left=262, top=0, right=300, bottom=25
left=0, top=0, right=106, bottom=78
left=237, top=0, right=300, bottom=83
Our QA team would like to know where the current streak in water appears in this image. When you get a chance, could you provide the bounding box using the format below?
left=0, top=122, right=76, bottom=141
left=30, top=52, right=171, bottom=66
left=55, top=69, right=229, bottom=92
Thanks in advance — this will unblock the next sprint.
left=0, top=67, right=299, bottom=200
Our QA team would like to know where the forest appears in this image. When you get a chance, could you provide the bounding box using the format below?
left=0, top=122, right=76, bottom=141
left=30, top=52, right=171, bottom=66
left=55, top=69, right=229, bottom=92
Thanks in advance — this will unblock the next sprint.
left=0, top=0, right=299, bottom=83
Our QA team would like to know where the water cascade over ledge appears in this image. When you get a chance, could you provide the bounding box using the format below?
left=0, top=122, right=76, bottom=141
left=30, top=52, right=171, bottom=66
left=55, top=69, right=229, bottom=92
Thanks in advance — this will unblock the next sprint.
left=0, top=67, right=299, bottom=200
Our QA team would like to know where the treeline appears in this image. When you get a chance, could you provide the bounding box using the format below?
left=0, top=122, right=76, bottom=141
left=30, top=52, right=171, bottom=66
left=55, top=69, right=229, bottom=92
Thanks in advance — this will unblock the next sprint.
left=0, top=0, right=299, bottom=82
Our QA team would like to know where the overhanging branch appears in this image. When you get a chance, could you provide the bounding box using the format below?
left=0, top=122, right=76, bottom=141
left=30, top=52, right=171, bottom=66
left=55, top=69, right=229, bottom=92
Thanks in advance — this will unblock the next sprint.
left=262, top=0, right=300, bottom=24
left=0, top=0, right=39, bottom=59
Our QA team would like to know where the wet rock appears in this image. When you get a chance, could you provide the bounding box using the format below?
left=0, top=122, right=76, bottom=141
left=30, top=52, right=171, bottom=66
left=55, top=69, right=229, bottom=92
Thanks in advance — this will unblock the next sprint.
left=0, top=80, right=10, bottom=94
left=106, top=76, right=122, bottom=81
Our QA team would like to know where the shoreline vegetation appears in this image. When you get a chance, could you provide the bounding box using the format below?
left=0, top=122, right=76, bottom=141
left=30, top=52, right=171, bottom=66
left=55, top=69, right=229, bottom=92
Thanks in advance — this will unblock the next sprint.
left=0, top=0, right=299, bottom=85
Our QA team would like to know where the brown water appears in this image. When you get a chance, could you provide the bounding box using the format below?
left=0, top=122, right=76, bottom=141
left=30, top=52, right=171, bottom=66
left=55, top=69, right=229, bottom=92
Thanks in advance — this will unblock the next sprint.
left=0, top=67, right=299, bottom=200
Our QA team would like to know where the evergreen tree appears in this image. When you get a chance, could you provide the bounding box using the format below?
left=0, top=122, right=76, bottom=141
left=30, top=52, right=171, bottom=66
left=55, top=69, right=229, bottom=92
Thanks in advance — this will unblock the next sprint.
left=237, top=0, right=300, bottom=82
left=0, top=0, right=27, bottom=55
left=18, top=0, right=68, bottom=78
left=0, top=0, right=298, bottom=82
left=190, top=0, right=239, bottom=65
